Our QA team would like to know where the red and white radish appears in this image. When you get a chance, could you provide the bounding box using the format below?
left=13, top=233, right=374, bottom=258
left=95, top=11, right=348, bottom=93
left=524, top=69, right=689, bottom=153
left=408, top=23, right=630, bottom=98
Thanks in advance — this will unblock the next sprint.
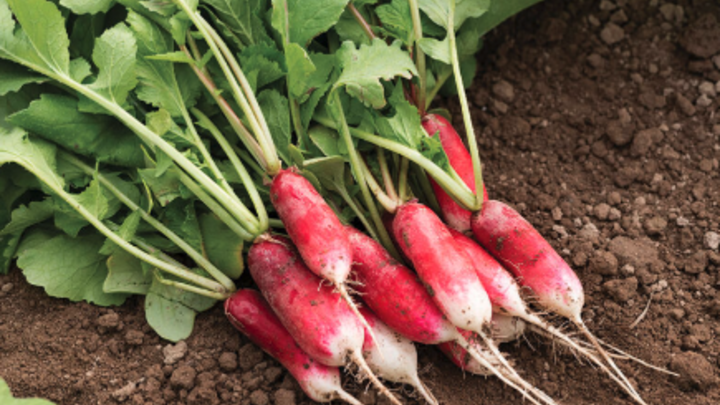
left=421, top=114, right=488, bottom=233
left=224, top=289, right=362, bottom=405
left=248, top=235, right=401, bottom=405
left=347, top=224, right=553, bottom=405
left=472, top=200, right=647, bottom=405
left=359, top=307, right=437, bottom=405
left=270, top=168, right=377, bottom=347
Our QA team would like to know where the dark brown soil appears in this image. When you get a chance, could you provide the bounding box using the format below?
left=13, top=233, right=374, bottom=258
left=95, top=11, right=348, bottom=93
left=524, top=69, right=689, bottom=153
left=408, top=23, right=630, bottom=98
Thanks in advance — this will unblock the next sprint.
left=2, top=1, right=720, bottom=404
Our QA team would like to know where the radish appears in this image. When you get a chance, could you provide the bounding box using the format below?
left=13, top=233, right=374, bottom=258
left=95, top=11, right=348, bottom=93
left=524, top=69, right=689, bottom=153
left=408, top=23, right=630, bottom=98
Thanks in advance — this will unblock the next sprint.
left=224, top=289, right=363, bottom=405
left=421, top=114, right=488, bottom=233
left=269, top=168, right=378, bottom=349
left=358, top=307, right=438, bottom=405
left=346, top=224, right=554, bottom=405
left=248, top=235, right=402, bottom=405
left=472, top=200, right=647, bottom=405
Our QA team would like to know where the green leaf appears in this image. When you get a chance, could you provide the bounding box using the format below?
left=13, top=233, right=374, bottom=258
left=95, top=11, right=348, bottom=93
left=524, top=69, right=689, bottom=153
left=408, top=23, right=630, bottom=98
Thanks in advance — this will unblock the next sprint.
left=0, top=199, right=54, bottom=236
left=0, top=128, right=63, bottom=191
left=7, top=93, right=145, bottom=167
left=104, top=249, right=152, bottom=295
left=304, top=155, right=346, bottom=193
left=0, top=378, right=56, bottom=405
left=285, top=43, right=316, bottom=100
left=128, top=11, right=196, bottom=117
left=100, top=210, right=142, bottom=255
left=257, top=89, right=291, bottom=165
left=374, top=85, right=426, bottom=148
left=467, top=0, right=542, bottom=38
left=87, top=23, right=138, bottom=106
left=161, top=199, right=202, bottom=253
left=145, top=274, right=216, bottom=342
left=69, top=13, right=106, bottom=62
left=3, top=0, right=71, bottom=75
left=418, top=36, right=451, bottom=64
left=238, top=43, right=285, bottom=91
left=53, top=178, right=119, bottom=237
left=271, top=0, right=350, bottom=46
left=138, top=168, right=182, bottom=206
left=376, top=0, right=414, bottom=46
left=0, top=231, right=21, bottom=274
left=0, top=60, right=46, bottom=95
left=334, top=39, right=416, bottom=109
left=202, top=0, right=271, bottom=48
left=418, top=0, right=490, bottom=30
left=419, top=130, right=449, bottom=171
left=334, top=8, right=371, bottom=46
left=308, top=125, right=341, bottom=157
left=60, top=0, right=115, bottom=14
left=17, top=231, right=129, bottom=306
left=199, top=213, right=243, bottom=279
left=439, top=56, right=475, bottom=95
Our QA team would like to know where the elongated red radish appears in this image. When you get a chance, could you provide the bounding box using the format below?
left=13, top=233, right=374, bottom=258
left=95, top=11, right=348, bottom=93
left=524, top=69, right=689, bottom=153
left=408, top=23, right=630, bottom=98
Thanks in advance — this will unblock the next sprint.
left=347, top=225, right=552, bottom=405
left=270, top=168, right=378, bottom=349
left=358, top=307, right=437, bottom=405
left=248, top=236, right=402, bottom=405
left=224, top=289, right=362, bottom=405
left=347, top=226, right=456, bottom=345
left=422, top=114, right=488, bottom=233
left=472, top=200, right=647, bottom=405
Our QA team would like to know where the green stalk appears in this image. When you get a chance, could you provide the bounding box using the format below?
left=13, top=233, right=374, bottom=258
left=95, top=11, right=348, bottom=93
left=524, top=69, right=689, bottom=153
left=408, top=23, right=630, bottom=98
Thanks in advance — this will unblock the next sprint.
left=59, top=152, right=237, bottom=292
left=172, top=0, right=279, bottom=174
left=410, top=162, right=441, bottom=212
left=408, top=0, right=427, bottom=113
left=315, top=115, right=476, bottom=210
left=329, top=92, right=399, bottom=259
left=192, top=108, right=269, bottom=233
left=176, top=172, right=256, bottom=241
left=425, top=67, right=452, bottom=110
left=398, top=157, right=410, bottom=203
left=349, top=3, right=376, bottom=40
left=234, top=146, right=269, bottom=179
left=198, top=17, right=281, bottom=175
left=290, top=97, right=307, bottom=148
left=337, top=189, right=379, bottom=242
left=448, top=4, right=484, bottom=210
left=154, top=271, right=228, bottom=300
left=268, top=218, right=285, bottom=229
left=359, top=158, right=398, bottom=213
left=180, top=108, right=234, bottom=195
left=376, top=148, right=398, bottom=203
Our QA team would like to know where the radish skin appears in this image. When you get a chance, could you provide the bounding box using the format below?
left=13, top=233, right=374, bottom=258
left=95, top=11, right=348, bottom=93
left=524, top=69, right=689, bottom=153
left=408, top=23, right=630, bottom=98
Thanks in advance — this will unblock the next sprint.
left=472, top=200, right=647, bottom=405
left=421, top=114, right=488, bottom=232
left=224, top=289, right=362, bottom=405
left=359, top=307, right=438, bottom=405
left=248, top=236, right=402, bottom=405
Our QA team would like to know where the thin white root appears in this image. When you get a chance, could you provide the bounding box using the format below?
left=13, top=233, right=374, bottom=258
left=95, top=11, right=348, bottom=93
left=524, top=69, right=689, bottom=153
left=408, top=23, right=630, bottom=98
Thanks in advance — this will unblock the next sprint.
left=334, top=389, right=364, bottom=405
left=338, top=284, right=385, bottom=362
left=413, top=376, right=439, bottom=405
left=455, top=335, right=556, bottom=405
left=350, top=352, right=403, bottom=405
left=575, top=319, right=648, bottom=405
left=593, top=337, right=679, bottom=377
left=524, top=314, right=647, bottom=404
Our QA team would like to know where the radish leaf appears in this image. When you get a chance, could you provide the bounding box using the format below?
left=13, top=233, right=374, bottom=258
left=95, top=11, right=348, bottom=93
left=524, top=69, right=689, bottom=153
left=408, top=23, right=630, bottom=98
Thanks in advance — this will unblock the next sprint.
left=376, top=0, right=414, bottom=46
left=104, top=249, right=152, bottom=295
left=418, top=0, right=489, bottom=30
left=0, top=61, right=46, bottom=96
left=60, top=0, right=115, bottom=15
left=145, top=275, right=216, bottom=342
left=271, top=0, right=350, bottom=46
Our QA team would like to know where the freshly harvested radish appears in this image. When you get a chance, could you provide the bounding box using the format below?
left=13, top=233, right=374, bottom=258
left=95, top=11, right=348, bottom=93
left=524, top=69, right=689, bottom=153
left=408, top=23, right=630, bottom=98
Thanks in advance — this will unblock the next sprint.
left=224, top=289, right=362, bottom=405
left=346, top=224, right=554, bottom=405
left=421, top=114, right=488, bottom=233
left=491, top=314, right=527, bottom=344
left=270, top=168, right=377, bottom=347
left=248, top=235, right=402, bottom=405
left=438, top=328, right=501, bottom=376
left=358, top=307, right=437, bottom=405
left=472, top=200, right=647, bottom=405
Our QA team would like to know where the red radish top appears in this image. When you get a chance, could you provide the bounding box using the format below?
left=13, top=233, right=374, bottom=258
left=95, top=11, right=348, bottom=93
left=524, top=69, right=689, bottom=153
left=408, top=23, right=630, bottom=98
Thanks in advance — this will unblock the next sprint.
left=449, top=229, right=527, bottom=317
left=422, top=114, right=488, bottom=232
left=224, top=289, right=342, bottom=402
left=347, top=226, right=456, bottom=345
left=392, top=202, right=492, bottom=331
left=472, top=200, right=585, bottom=320
left=270, top=168, right=352, bottom=284
left=248, top=236, right=363, bottom=366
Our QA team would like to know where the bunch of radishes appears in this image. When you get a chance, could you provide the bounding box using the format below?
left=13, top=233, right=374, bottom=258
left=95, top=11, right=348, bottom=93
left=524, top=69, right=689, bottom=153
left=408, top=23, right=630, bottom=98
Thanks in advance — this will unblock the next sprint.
left=222, top=114, right=668, bottom=405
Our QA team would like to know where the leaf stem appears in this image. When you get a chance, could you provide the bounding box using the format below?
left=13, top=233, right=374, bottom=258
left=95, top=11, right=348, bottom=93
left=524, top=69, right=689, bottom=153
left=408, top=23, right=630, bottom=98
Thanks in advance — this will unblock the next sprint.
left=59, top=152, right=237, bottom=291
left=192, top=108, right=269, bottom=233
left=359, top=158, right=398, bottom=213
left=315, top=115, right=477, bottom=210
left=154, top=271, right=228, bottom=300
left=398, top=157, right=410, bottom=203
left=376, top=148, right=398, bottom=204
left=329, top=91, right=400, bottom=260
left=348, top=3, right=376, bottom=41
left=337, top=188, right=379, bottom=241
left=408, top=0, right=426, bottom=114
left=425, top=67, right=452, bottom=110
left=447, top=4, right=484, bottom=210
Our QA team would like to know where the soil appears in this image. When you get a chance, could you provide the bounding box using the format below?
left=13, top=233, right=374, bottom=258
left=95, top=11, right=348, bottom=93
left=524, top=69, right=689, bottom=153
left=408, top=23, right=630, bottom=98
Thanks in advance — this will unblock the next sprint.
left=2, top=0, right=720, bottom=404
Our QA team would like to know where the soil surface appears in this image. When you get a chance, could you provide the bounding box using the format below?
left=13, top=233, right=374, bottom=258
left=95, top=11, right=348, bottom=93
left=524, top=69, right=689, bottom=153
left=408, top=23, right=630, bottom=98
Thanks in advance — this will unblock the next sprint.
left=2, top=0, right=720, bottom=404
